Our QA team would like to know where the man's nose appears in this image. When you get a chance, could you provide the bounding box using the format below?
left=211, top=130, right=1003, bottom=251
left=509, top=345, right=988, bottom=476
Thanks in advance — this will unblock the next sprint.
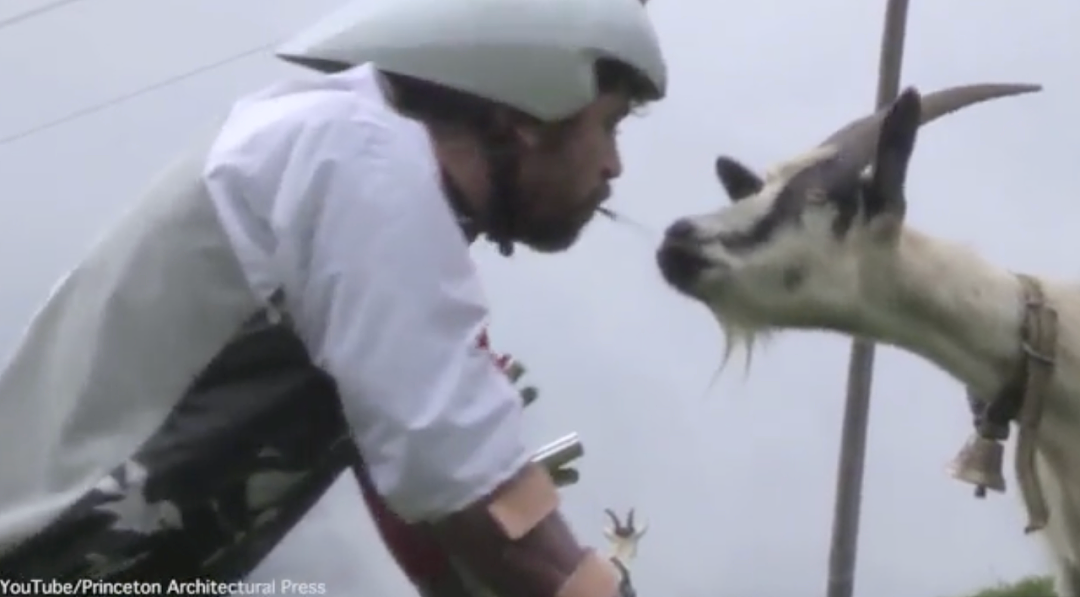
left=603, top=145, right=623, bottom=180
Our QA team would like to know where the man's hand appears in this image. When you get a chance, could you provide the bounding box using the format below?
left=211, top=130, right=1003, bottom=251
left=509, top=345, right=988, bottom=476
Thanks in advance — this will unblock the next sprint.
left=499, top=359, right=538, bottom=407
left=549, top=465, right=580, bottom=488
left=497, top=356, right=579, bottom=488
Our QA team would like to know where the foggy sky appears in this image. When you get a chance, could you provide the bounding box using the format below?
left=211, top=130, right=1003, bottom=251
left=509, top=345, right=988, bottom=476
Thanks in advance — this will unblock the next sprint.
left=2, top=0, right=1078, bottom=595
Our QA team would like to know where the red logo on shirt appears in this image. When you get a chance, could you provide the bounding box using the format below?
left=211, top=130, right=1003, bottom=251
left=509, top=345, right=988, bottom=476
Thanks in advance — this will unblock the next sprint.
left=476, top=328, right=491, bottom=351
left=476, top=328, right=511, bottom=371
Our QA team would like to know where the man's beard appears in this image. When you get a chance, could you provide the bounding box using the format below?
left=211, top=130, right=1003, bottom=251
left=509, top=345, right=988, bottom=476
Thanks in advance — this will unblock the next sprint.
left=517, top=200, right=600, bottom=253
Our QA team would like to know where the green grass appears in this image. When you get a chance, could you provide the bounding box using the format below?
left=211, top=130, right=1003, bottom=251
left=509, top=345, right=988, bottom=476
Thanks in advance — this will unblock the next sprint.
left=959, top=576, right=1055, bottom=597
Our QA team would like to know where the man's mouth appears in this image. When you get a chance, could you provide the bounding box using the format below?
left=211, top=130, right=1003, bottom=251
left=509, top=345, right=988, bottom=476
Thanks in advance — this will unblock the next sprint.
left=596, top=185, right=612, bottom=203
left=590, top=187, right=613, bottom=216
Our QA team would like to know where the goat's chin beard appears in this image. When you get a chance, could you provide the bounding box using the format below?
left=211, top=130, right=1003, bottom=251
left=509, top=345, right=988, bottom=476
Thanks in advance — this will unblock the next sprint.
left=706, top=304, right=773, bottom=377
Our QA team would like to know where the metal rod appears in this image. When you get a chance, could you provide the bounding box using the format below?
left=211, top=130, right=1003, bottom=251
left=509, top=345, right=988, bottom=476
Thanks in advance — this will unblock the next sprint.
left=530, top=432, right=584, bottom=470
left=824, top=2, right=910, bottom=596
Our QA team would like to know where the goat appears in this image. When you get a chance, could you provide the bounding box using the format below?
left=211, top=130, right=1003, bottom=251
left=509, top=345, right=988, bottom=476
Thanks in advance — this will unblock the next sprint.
left=653, top=83, right=1080, bottom=596
left=604, top=508, right=647, bottom=595
left=604, top=507, right=648, bottom=565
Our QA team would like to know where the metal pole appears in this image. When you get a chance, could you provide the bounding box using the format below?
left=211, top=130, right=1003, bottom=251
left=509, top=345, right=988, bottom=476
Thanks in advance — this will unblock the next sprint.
left=824, top=2, right=910, bottom=597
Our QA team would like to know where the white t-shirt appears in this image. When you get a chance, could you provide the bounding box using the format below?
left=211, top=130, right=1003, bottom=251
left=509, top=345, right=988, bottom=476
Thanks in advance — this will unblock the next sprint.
left=202, top=63, right=530, bottom=523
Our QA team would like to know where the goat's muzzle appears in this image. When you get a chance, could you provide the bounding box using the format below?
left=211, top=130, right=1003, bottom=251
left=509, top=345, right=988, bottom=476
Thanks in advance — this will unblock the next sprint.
left=657, top=220, right=712, bottom=292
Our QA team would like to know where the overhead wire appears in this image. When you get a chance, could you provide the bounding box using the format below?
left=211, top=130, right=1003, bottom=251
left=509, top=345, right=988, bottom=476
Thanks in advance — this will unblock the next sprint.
left=1, top=0, right=285, bottom=147
left=0, top=42, right=273, bottom=147
left=0, top=0, right=87, bottom=30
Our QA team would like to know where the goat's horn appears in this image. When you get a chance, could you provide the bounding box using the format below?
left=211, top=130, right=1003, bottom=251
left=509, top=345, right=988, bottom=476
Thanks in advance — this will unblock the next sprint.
left=818, top=83, right=1041, bottom=167
left=604, top=508, right=621, bottom=529
left=626, top=508, right=636, bottom=529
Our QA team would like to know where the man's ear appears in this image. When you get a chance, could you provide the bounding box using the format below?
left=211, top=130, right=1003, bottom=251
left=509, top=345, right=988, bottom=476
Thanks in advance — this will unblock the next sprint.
left=500, top=110, right=543, bottom=148
left=514, top=124, right=542, bottom=148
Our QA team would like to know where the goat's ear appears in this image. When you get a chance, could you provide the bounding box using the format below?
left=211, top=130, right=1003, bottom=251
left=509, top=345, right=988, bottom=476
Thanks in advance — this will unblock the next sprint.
left=863, top=88, right=921, bottom=237
left=715, top=156, right=764, bottom=202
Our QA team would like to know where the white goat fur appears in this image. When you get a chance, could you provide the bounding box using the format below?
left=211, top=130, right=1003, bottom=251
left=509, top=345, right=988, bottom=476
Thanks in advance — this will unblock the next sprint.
left=604, top=522, right=647, bottom=565
left=665, top=143, right=1080, bottom=595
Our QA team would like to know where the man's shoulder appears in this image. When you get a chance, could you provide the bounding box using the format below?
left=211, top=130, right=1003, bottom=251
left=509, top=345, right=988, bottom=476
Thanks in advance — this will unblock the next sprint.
left=207, top=66, right=433, bottom=175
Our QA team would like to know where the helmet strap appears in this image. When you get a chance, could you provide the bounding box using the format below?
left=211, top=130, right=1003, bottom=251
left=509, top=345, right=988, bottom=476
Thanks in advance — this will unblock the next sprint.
left=434, top=118, right=523, bottom=256
left=440, top=168, right=481, bottom=243
left=477, top=123, right=521, bottom=257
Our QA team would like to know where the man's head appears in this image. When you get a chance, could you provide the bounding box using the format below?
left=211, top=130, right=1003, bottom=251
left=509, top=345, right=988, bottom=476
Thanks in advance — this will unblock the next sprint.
left=495, top=60, right=650, bottom=252
left=277, top=0, right=666, bottom=254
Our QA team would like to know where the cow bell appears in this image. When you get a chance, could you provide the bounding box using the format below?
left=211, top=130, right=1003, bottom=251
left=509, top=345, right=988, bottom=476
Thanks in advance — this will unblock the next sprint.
left=948, top=433, right=1006, bottom=496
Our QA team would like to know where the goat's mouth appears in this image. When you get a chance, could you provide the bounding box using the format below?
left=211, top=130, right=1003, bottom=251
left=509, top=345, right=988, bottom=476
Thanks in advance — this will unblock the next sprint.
left=655, top=239, right=729, bottom=296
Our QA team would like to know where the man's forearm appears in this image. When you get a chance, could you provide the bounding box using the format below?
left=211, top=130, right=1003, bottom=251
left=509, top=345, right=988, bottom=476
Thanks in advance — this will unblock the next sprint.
left=430, top=464, right=621, bottom=597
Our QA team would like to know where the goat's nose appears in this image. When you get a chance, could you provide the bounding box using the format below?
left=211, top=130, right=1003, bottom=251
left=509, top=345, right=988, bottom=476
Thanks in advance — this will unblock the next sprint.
left=656, top=240, right=710, bottom=292
left=664, top=218, right=696, bottom=241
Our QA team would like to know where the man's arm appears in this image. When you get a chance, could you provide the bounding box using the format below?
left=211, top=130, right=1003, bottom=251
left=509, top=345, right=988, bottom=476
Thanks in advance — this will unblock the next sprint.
left=207, top=106, right=626, bottom=597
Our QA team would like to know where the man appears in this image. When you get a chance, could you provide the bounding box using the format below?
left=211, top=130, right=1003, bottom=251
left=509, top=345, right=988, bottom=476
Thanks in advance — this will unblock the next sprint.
left=0, top=0, right=666, bottom=594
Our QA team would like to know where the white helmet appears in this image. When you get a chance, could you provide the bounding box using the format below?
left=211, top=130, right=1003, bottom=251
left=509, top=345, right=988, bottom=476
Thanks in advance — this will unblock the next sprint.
left=275, top=0, right=667, bottom=122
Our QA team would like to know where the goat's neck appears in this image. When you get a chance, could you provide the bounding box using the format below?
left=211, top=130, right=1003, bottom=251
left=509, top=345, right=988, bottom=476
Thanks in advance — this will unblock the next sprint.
left=608, top=536, right=639, bottom=564
left=855, top=228, right=1025, bottom=397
